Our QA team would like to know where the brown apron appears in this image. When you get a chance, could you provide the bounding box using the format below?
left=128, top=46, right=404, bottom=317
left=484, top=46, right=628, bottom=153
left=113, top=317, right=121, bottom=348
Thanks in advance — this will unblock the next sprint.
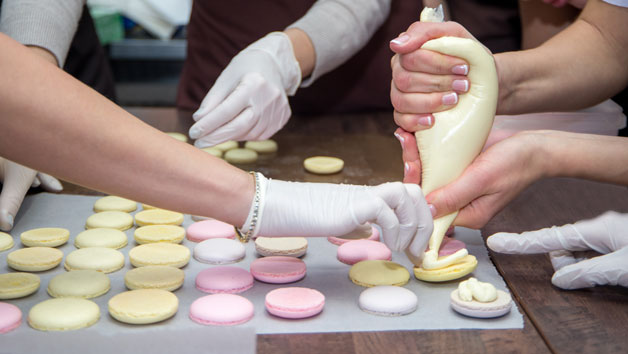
left=177, top=0, right=520, bottom=114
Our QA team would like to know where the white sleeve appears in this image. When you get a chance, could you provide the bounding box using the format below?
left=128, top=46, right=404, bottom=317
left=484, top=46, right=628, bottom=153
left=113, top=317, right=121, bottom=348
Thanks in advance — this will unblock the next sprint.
left=0, top=0, right=86, bottom=66
left=603, top=0, right=628, bottom=7
left=286, top=0, right=391, bottom=87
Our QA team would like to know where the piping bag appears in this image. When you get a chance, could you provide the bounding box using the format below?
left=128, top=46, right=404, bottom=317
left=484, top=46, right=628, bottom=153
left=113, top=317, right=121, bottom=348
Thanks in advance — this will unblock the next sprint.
left=405, top=5, right=498, bottom=273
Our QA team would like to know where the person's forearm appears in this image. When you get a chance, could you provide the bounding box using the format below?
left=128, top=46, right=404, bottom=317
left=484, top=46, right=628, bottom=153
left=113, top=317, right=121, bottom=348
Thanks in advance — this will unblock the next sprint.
left=536, top=131, right=628, bottom=185
left=0, top=34, right=254, bottom=226
left=496, top=0, right=628, bottom=114
left=284, top=28, right=316, bottom=79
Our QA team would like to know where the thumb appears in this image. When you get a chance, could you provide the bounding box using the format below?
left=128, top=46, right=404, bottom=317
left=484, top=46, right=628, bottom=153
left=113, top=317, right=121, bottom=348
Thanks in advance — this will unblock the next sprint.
left=551, top=247, right=628, bottom=289
left=36, top=173, right=63, bottom=192
left=426, top=166, right=484, bottom=221
left=390, top=21, right=475, bottom=54
left=0, top=162, right=37, bottom=231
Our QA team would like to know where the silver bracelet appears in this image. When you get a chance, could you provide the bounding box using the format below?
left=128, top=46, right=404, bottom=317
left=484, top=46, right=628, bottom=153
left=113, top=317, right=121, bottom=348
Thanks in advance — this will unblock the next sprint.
left=236, top=171, right=261, bottom=243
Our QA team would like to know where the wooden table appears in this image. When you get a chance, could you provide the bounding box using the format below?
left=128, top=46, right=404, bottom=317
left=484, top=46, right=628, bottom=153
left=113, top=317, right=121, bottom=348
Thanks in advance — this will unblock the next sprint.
left=61, top=107, right=628, bottom=354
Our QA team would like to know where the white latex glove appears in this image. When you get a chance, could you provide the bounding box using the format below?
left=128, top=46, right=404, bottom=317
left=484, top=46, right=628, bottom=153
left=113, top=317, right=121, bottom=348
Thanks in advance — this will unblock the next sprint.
left=246, top=174, right=434, bottom=256
left=487, top=211, right=628, bottom=290
left=0, top=158, right=63, bottom=231
left=189, top=32, right=301, bottom=148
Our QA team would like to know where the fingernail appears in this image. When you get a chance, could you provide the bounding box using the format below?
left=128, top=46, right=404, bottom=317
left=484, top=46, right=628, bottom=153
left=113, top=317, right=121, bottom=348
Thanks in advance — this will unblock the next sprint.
left=391, top=34, right=410, bottom=45
left=452, top=80, right=469, bottom=92
left=428, top=204, right=437, bottom=217
left=404, top=162, right=410, bottom=175
left=0, top=211, right=14, bottom=231
left=452, top=64, right=468, bottom=75
left=442, top=92, right=458, bottom=105
left=417, top=115, right=432, bottom=127
left=393, top=132, right=405, bottom=146
left=49, top=178, right=63, bottom=192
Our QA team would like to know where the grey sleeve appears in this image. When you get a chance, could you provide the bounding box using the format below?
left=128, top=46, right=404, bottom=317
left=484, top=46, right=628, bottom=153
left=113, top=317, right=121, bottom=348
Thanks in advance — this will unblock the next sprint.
left=0, top=0, right=85, bottom=66
left=287, top=0, right=391, bottom=87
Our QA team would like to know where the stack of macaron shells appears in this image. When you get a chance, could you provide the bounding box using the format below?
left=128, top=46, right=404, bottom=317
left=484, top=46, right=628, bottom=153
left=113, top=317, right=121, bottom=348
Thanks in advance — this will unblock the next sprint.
left=336, top=239, right=392, bottom=265
left=328, top=224, right=379, bottom=245
left=186, top=219, right=236, bottom=242
left=250, top=256, right=306, bottom=284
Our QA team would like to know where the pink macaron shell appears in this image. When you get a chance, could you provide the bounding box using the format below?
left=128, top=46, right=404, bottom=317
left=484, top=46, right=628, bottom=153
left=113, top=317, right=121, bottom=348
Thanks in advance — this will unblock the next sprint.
left=265, top=287, right=325, bottom=319
left=0, top=302, right=22, bottom=334
left=425, top=236, right=466, bottom=257
left=195, top=266, right=254, bottom=294
left=190, top=294, right=254, bottom=326
left=327, top=225, right=380, bottom=246
left=336, top=240, right=392, bottom=265
left=187, top=220, right=236, bottom=242
left=250, top=256, right=306, bottom=284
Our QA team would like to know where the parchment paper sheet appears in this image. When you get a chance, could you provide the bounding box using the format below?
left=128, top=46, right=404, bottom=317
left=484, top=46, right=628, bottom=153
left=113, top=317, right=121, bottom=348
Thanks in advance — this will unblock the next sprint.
left=1, top=193, right=522, bottom=353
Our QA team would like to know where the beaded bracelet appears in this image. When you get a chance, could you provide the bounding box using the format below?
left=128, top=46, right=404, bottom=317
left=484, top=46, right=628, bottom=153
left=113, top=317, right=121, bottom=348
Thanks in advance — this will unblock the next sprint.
left=235, top=171, right=261, bottom=243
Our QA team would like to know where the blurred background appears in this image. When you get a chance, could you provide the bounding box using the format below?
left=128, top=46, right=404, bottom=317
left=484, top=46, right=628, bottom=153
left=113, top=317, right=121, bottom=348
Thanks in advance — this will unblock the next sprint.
left=88, top=0, right=190, bottom=106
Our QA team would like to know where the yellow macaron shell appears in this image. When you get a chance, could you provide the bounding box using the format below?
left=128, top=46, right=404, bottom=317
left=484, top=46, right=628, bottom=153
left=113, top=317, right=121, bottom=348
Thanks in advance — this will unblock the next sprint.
left=47, top=270, right=111, bottom=298
left=108, top=289, right=179, bottom=324
left=134, top=225, right=185, bottom=244
left=128, top=243, right=190, bottom=268
left=134, top=209, right=184, bottom=227
left=124, top=266, right=185, bottom=291
left=85, top=211, right=134, bottom=231
left=0, top=232, right=14, bottom=251
left=20, top=228, right=70, bottom=247
left=64, top=247, right=125, bottom=273
left=28, top=298, right=100, bottom=331
left=93, top=196, right=138, bottom=213
left=0, top=272, right=40, bottom=299
left=349, top=260, right=410, bottom=287
left=74, top=228, right=128, bottom=249
left=7, top=247, right=63, bottom=272
left=414, top=255, right=478, bottom=282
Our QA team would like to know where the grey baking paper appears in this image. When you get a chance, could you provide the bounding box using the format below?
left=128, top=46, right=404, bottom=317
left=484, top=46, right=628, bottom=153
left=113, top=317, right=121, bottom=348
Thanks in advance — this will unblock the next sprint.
left=1, top=193, right=522, bottom=346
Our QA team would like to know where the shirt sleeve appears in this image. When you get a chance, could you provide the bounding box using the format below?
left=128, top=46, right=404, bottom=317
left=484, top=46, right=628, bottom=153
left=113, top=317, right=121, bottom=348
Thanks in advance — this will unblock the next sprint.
left=0, top=0, right=85, bottom=66
left=287, top=0, right=391, bottom=87
left=603, top=0, right=628, bottom=7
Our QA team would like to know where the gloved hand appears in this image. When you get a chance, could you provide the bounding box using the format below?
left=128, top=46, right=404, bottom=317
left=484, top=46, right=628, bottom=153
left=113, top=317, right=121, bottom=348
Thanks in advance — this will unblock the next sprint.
left=189, top=32, right=301, bottom=148
left=249, top=175, right=433, bottom=257
left=0, top=158, right=63, bottom=231
left=487, top=211, right=628, bottom=289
